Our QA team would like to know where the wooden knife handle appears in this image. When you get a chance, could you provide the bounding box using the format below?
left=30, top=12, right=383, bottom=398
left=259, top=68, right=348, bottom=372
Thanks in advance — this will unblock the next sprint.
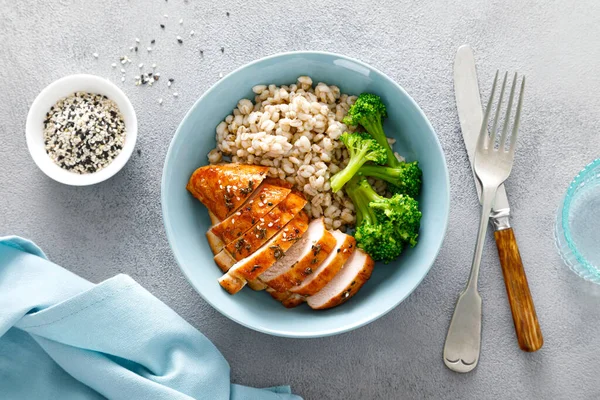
left=494, top=228, right=543, bottom=352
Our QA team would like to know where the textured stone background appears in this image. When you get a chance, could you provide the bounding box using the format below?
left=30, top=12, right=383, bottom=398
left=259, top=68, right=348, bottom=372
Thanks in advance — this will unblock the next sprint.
left=2, top=1, right=600, bottom=399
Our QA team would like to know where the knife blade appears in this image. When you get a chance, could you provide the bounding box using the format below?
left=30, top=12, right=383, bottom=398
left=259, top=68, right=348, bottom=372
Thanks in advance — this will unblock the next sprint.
left=454, top=45, right=510, bottom=228
left=453, top=45, right=543, bottom=352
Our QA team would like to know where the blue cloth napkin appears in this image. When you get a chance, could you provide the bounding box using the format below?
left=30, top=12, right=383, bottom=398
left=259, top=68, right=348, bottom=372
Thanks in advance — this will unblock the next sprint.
left=0, top=236, right=302, bottom=400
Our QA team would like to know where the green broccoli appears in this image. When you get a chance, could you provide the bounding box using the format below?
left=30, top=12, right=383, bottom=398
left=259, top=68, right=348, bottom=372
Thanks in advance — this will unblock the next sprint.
left=345, top=177, right=422, bottom=263
left=343, top=93, right=400, bottom=168
left=357, top=161, right=422, bottom=198
left=330, top=132, right=387, bottom=193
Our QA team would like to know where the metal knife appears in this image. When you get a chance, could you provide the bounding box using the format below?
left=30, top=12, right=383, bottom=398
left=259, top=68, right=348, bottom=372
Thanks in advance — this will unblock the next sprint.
left=453, top=45, right=543, bottom=352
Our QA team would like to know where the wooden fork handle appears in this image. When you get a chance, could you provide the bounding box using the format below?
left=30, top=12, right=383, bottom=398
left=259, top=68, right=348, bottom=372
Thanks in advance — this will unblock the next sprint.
left=494, top=228, right=543, bottom=352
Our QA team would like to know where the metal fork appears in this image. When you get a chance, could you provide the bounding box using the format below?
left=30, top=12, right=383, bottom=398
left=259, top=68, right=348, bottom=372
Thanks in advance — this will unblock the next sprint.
left=443, top=71, right=525, bottom=373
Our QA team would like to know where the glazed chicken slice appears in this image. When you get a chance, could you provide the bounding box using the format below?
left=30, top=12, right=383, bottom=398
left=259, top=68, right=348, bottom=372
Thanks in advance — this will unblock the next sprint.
left=307, top=248, right=374, bottom=310
left=290, top=230, right=356, bottom=296
left=258, top=218, right=336, bottom=293
left=187, top=163, right=269, bottom=220
left=218, top=211, right=310, bottom=295
left=206, top=179, right=292, bottom=254
left=214, top=190, right=307, bottom=272
left=265, top=230, right=356, bottom=308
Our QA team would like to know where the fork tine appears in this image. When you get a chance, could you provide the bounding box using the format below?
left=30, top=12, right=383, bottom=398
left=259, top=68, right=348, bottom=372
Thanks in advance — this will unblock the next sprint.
left=508, top=75, right=525, bottom=156
left=500, top=72, right=518, bottom=152
left=478, top=70, right=499, bottom=151
left=490, top=72, right=508, bottom=146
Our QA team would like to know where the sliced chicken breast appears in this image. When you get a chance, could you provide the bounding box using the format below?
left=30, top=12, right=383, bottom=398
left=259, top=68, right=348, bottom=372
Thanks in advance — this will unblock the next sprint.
left=218, top=211, right=309, bottom=295
left=208, top=211, right=221, bottom=225
left=307, top=249, right=374, bottom=310
left=214, top=190, right=307, bottom=271
left=290, top=230, right=356, bottom=296
left=259, top=218, right=336, bottom=293
left=267, top=288, right=305, bottom=308
left=206, top=180, right=292, bottom=254
left=187, top=163, right=268, bottom=220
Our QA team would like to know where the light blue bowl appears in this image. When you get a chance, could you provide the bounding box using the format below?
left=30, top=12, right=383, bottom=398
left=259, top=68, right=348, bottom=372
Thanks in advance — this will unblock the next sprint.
left=161, top=52, right=450, bottom=338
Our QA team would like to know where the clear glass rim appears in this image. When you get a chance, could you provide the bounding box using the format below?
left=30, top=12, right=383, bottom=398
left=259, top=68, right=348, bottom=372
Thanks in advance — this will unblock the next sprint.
left=560, top=158, right=600, bottom=279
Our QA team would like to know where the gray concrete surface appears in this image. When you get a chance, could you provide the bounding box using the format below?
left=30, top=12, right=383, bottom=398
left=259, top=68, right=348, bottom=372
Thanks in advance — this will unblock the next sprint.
left=2, top=1, right=600, bottom=399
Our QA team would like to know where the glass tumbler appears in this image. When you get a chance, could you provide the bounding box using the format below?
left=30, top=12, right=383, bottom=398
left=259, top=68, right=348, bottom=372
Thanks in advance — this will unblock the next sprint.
left=555, top=159, right=600, bottom=283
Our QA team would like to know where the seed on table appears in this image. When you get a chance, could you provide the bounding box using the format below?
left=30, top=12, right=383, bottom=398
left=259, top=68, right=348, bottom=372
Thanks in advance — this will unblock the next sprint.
left=120, top=68, right=125, bottom=73
left=226, top=12, right=230, bottom=17
left=129, top=46, right=134, bottom=51
left=111, top=63, right=116, bottom=68
left=135, top=38, right=140, bottom=43
left=173, top=92, right=179, bottom=97
left=179, top=18, right=183, bottom=24
left=177, top=36, right=183, bottom=44
left=147, top=47, right=152, bottom=52
left=164, top=14, right=168, bottom=18
left=190, top=30, right=195, bottom=36
left=93, top=52, right=99, bottom=58
left=121, top=77, right=125, bottom=82
left=221, top=47, right=224, bottom=53
left=158, top=98, right=163, bottom=104
left=134, top=46, right=138, bottom=52
left=160, top=24, right=165, bottom=29
left=219, top=72, right=223, bottom=78
left=138, top=63, right=143, bottom=68
left=151, top=39, right=155, bottom=44
left=152, top=63, right=157, bottom=69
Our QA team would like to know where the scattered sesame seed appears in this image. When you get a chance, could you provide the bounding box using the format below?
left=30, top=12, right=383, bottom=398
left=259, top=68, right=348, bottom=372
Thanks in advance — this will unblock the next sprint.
left=93, top=52, right=99, bottom=58
left=158, top=98, right=163, bottom=104
left=200, top=50, right=204, bottom=56
left=173, top=92, right=179, bottom=97
left=134, top=46, right=138, bottom=52
left=179, top=18, right=183, bottom=24
left=152, top=63, right=157, bottom=69
left=129, top=46, right=134, bottom=51
left=134, top=75, right=140, bottom=80
left=168, top=78, right=174, bottom=82
left=226, top=12, right=230, bottom=17
left=220, top=47, right=224, bottom=53
left=120, top=68, right=125, bottom=73
left=177, top=36, right=183, bottom=44
left=167, top=81, right=172, bottom=87
left=121, top=77, right=125, bottom=82
left=111, top=63, right=116, bottom=68
left=137, top=149, right=142, bottom=156
left=268, top=222, right=274, bottom=227
left=160, top=24, right=165, bottom=29
left=139, top=63, right=144, bottom=68
left=151, top=39, right=155, bottom=44
left=190, top=30, right=195, bottom=36
left=219, top=72, right=223, bottom=78
left=147, top=47, right=152, bottom=52
left=164, top=14, right=168, bottom=18
left=135, top=38, right=140, bottom=43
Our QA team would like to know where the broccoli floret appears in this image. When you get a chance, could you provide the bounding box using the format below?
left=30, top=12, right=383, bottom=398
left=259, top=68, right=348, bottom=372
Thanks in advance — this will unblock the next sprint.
left=370, top=192, right=421, bottom=247
left=330, top=132, right=387, bottom=193
left=345, top=177, right=422, bottom=263
left=343, top=93, right=400, bottom=168
left=357, top=161, right=422, bottom=198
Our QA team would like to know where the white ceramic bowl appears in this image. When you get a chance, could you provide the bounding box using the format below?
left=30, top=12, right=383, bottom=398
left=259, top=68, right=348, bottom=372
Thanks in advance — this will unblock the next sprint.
left=26, top=74, right=137, bottom=186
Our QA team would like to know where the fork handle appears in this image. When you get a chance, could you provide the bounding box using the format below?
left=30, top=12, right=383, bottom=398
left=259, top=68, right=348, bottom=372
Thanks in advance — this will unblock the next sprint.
left=494, top=228, right=543, bottom=352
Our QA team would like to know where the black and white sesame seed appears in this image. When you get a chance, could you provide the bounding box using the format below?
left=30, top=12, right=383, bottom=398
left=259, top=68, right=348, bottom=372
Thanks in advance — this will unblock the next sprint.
left=43, top=92, right=126, bottom=174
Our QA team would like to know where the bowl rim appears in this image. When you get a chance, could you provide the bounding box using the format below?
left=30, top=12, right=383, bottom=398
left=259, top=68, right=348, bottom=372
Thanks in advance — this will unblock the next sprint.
left=161, top=50, right=450, bottom=337
left=558, top=158, right=600, bottom=281
left=25, top=73, right=138, bottom=186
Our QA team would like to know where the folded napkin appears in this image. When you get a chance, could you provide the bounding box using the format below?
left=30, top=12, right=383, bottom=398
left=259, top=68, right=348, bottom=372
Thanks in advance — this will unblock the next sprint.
left=0, top=236, right=301, bottom=400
